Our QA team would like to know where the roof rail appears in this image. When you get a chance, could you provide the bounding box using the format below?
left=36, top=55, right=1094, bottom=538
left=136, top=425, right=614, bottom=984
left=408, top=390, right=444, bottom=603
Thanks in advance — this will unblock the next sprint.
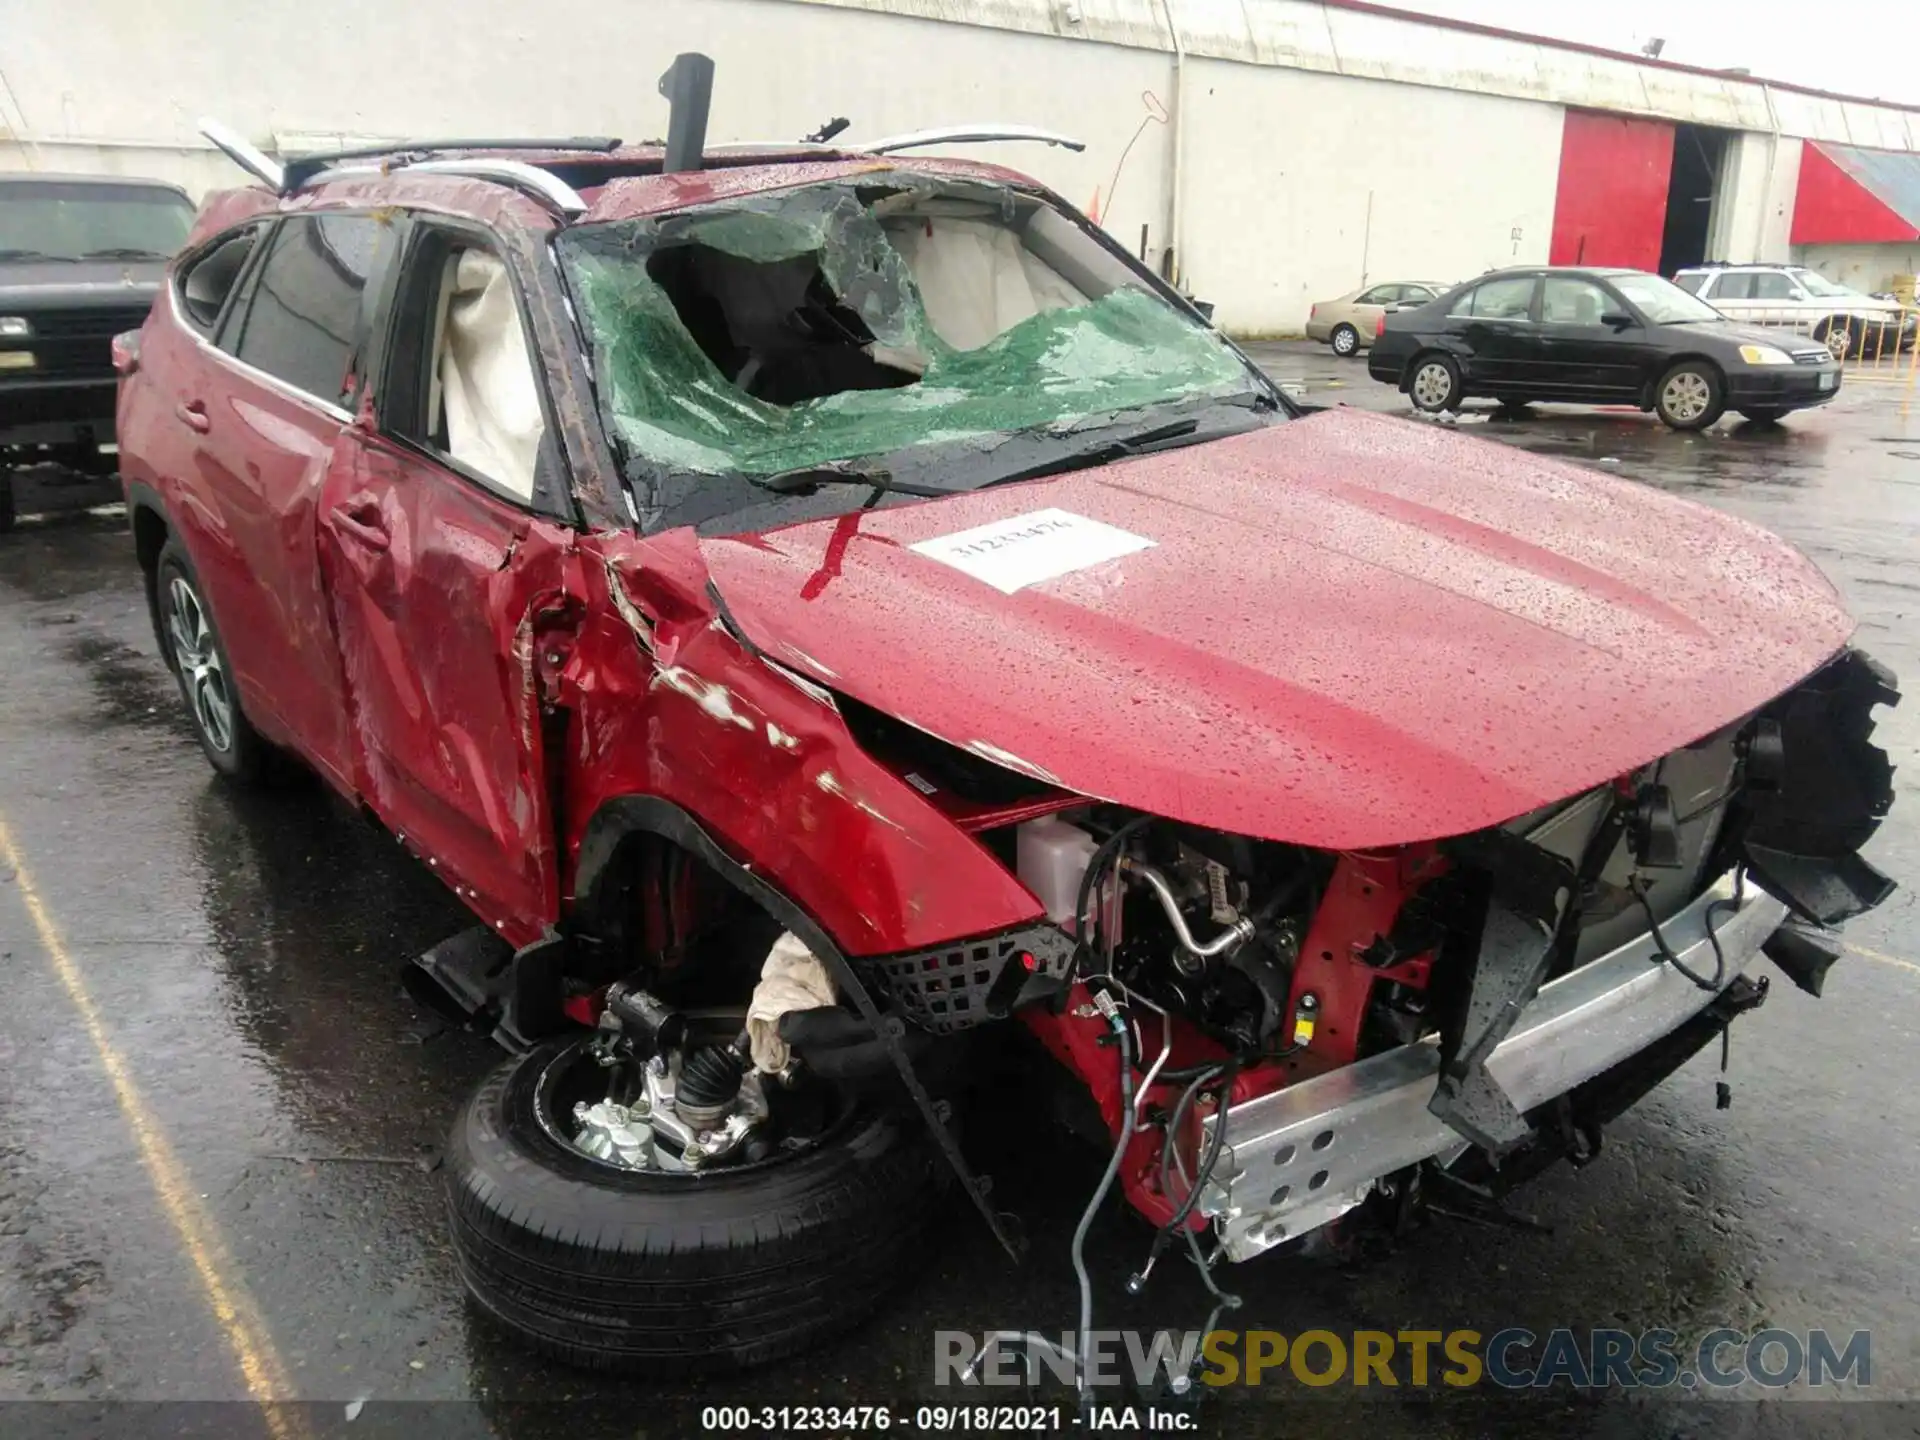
left=297, top=158, right=589, bottom=217
left=702, top=140, right=842, bottom=156
left=851, top=125, right=1087, bottom=156
left=198, top=117, right=285, bottom=191
left=280, top=136, right=620, bottom=193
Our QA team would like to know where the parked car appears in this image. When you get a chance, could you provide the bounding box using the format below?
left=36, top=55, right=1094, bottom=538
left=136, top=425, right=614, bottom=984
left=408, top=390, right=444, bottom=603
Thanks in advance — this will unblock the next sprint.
left=1369, top=266, right=1844, bottom=428
left=1673, top=263, right=1916, bottom=359
left=0, top=172, right=194, bottom=531
left=1306, top=280, right=1445, bottom=356
left=119, top=109, right=1896, bottom=1377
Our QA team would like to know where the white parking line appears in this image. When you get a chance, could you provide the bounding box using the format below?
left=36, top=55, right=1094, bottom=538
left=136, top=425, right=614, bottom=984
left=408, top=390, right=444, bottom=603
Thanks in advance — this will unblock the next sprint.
left=1845, top=941, right=1920, bottom=978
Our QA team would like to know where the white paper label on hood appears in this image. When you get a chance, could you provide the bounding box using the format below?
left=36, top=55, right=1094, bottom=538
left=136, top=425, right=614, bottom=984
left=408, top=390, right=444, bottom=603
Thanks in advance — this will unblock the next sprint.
left=909, top=508, right=1155, bottom=594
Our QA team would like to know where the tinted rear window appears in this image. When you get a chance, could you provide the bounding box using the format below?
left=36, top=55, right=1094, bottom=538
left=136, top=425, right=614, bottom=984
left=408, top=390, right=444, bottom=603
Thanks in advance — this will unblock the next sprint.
left=224, top=214, right=395, bottom=406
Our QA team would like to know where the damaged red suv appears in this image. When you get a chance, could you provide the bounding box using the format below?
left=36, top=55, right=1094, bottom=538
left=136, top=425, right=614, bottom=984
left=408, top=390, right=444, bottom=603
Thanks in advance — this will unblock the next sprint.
left=117, top=97, right=1897, bottom=1380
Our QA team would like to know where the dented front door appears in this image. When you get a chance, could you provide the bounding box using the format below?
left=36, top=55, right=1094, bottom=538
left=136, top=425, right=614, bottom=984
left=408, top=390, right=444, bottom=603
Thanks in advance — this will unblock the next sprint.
left=319, top=431, right=565, bottom=942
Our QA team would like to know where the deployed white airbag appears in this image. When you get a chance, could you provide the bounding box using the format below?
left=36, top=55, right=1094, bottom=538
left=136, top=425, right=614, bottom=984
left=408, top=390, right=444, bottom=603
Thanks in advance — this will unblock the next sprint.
left=441, top=249, right=544, bottom=500
left=885, top=216, right=1086, bottom=351
left=745, top=932, right=837, bottom=1074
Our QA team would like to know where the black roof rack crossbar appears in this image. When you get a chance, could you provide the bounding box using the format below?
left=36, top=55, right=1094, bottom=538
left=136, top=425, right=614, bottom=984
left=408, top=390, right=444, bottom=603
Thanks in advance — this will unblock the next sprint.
left=282, top=136, right=622, bottom=192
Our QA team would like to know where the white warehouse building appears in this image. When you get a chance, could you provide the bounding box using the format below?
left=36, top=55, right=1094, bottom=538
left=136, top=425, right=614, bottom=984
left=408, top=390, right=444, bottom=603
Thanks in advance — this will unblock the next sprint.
left=4, top=0, right=1919, bottom=334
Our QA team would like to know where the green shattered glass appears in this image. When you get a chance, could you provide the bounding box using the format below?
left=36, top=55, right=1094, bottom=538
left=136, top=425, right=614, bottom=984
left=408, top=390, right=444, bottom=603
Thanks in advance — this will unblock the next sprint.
left=561, top=186, right=1249, bottom=478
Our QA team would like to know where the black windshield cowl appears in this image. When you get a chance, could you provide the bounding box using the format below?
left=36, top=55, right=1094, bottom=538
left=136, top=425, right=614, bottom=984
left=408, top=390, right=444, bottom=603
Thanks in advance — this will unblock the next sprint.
left=977, top=410, right=1277, bottom=491
left=747, top=464, right=947, bottom=500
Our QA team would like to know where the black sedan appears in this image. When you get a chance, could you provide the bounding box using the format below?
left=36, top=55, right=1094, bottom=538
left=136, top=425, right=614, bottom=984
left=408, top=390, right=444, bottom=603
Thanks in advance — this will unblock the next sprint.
left=1366, top=266, right=1842, bottom=429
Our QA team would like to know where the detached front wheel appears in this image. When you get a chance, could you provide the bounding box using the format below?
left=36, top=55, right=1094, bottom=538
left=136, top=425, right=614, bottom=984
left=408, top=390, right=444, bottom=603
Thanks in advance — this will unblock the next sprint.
left=444, top=1033, right=950, bottom=1373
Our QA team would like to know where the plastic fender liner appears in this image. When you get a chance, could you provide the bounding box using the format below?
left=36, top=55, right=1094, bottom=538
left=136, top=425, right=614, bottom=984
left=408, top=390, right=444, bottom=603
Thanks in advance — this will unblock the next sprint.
left=572, top=794, right=1024, bottom=1261
left=1426, top=828, right=1578, bottom=1154
left=1740, top=647, right=1900, bottom=925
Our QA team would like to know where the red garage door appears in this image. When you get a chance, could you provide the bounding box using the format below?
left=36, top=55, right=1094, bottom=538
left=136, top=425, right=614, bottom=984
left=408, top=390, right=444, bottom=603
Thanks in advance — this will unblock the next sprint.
left=1550, top=111, right=1676, bottom=271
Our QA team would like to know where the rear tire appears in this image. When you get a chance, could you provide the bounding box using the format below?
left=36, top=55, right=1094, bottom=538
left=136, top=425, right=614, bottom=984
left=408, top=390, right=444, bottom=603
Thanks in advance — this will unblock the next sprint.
left=156, top=540, right=271, bottom=783
left=1407, top=354, right=1463, bottom=413
left=1653, top=361, right=1725, bottom=430
left=444, top=1037, right=951, bottom=1374
left=1330, top=323, right=1360, bottom=358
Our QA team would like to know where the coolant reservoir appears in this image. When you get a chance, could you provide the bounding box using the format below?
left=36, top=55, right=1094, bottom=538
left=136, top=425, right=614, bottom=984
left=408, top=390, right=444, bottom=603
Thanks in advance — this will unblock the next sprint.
left=1017, top=816, right=1099, bottom=928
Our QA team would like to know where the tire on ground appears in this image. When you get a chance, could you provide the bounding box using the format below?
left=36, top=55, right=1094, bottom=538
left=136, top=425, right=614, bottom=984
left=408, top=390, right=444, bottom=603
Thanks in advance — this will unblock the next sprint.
left=444, top=1039, right=951, bottom=1374
left=1652, top=360, right=1725, bottom=431
left=1330, top=323, right=1360, bottom=357
left=155, top=537, right=272, bottom=782
left=1817, top=317, right=1855, bottom=360
left=1407, top=353, right=1463, bottom=413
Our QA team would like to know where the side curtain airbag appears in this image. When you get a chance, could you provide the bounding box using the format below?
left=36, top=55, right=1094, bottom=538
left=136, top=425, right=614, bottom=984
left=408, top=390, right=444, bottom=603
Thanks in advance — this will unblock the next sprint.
left=442, top=250, right=544, bottom=501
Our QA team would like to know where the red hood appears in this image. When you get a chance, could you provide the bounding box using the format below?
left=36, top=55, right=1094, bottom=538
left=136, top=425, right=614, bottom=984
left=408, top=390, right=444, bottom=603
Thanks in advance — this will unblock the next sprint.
left=701, top=407, right=1852, bottom=849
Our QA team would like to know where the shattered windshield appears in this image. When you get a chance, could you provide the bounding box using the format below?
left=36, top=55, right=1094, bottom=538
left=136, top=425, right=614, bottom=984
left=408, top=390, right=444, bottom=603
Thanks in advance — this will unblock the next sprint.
left=557, top=179, right=1267, bottom=529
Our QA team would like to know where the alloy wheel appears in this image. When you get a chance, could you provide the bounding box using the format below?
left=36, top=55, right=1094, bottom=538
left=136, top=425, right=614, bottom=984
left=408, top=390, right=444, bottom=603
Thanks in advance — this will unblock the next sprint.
left=1411, top=361, right=1453, bottom=409
left=166, top=576, right=234, bottom=753
left=1661, top=370, right=1712, bottom=424
left=1332, top=326, right=1357, bottom=356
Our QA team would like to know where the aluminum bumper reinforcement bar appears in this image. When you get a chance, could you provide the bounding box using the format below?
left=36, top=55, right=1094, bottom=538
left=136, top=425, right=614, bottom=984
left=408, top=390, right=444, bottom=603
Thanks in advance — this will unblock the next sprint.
left=1200, top=876, right=1787, bottom=1261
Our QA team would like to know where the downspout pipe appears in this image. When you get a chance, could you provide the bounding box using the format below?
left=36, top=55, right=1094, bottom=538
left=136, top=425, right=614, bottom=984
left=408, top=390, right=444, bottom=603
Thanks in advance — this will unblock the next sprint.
left=1158, top=0, right=1186, bottom=288
left=1756, top=81, right=1783, bottom=262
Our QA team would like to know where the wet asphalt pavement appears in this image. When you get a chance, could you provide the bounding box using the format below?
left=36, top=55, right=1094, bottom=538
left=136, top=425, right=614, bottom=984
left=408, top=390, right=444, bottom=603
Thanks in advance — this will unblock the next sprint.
left=3, top=345, right=1920, bottom=1439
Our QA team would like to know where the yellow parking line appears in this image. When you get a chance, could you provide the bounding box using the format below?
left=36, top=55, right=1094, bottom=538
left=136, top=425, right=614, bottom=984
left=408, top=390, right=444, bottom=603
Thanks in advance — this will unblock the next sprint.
left=1845, top=941, right=1920, bottom=978
left=0, top=814, right=301, bottom=1434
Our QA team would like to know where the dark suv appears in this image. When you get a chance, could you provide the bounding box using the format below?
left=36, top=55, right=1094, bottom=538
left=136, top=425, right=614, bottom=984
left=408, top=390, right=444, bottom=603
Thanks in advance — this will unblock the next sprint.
left=0, top=172, right=194, bottom=529
left=115, top=102, right=1897, bottom=1380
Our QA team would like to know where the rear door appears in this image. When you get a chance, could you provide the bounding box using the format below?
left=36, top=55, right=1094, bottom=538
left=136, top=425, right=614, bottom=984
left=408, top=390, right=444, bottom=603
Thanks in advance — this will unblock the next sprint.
left=1446, top=274, right=1541, bottom=389
left=152, top=213, right=397, bottom=788
left=319, top=217, right=573, bottom=937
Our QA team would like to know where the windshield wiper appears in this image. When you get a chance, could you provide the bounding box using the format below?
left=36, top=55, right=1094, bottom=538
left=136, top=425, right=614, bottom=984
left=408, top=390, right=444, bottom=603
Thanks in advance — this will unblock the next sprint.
left=79, top=247, right=168, bottom=260
left=747, top=464, right=947, bottom=499
left=978, top=418, right=1203, bottom=490
left=0, top=248, right=74, bottom=262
